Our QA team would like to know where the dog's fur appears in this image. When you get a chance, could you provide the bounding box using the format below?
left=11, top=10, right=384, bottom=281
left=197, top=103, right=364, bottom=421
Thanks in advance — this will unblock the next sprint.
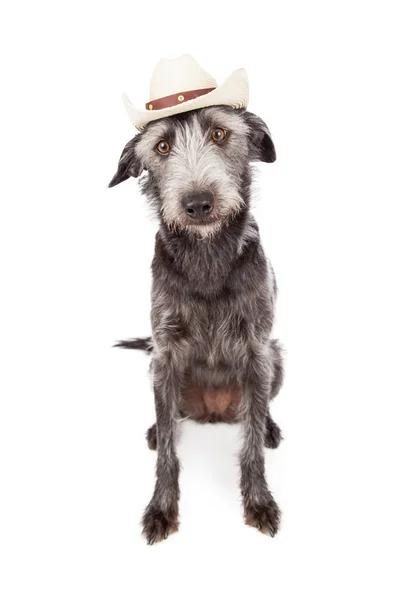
left=109, top=106, right=284, bottom=544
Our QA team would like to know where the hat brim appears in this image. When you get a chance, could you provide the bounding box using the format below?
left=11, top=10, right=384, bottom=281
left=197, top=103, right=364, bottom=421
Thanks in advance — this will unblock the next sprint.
left=122, top=69, right=249, bottom=130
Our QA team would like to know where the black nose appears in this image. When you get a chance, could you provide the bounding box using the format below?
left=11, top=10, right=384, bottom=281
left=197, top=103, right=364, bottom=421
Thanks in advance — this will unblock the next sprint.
left=181, top=192, right=214, bottom=219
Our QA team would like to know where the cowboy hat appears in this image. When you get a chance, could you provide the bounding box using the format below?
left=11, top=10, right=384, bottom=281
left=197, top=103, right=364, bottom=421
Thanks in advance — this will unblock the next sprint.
left=122, top=54, right=249, bottom=130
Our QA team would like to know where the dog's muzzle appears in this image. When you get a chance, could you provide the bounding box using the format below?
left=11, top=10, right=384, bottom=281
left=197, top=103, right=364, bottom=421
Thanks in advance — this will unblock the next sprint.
left=181, top=192, right=214, bottom=220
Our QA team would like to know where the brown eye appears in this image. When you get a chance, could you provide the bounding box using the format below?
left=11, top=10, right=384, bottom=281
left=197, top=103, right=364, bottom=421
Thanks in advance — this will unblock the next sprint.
left=211, top=128, right=226, bottom=143
left=156, top=140, right=170, bottom=154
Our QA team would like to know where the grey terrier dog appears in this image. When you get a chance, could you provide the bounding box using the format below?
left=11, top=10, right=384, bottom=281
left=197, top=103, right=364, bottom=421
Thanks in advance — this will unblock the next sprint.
left=109, top=105, right=284, bottom=544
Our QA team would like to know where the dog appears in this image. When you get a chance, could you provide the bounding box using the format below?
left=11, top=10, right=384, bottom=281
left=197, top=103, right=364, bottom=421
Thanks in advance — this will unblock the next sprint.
left=109, top=104, right=284, bottom=544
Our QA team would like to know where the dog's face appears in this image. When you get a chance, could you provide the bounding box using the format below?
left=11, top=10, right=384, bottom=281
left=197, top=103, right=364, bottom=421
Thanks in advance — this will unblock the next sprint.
left=109, top=106, right=275, bottom=236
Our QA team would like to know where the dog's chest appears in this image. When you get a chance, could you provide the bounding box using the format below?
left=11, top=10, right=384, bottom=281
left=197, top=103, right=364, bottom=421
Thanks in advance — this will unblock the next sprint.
left=187, top=296, right=251, bottom=368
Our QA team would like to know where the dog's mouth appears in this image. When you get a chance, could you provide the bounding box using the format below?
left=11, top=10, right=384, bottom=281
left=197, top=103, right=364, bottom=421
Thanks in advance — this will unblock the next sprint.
left=185, top=214, right=218, bottom=226
left=184, top=214, right=225, bottom=239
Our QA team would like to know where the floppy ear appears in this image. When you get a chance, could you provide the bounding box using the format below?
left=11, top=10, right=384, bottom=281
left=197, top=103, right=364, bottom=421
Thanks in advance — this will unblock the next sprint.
left=108, top=135, right=144, bottom=187
left=243, top=111, right=276, bottom=163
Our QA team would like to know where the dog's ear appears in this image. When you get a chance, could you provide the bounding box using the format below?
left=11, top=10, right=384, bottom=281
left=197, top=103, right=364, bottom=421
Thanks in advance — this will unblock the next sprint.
left=108, top=135, right=144, bottom=187
left=243, top=111, right=276, bottom=163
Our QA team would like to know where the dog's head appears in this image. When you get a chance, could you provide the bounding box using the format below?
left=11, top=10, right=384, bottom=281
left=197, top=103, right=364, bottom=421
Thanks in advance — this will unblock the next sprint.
left=109, top=106, right=275, bottom=236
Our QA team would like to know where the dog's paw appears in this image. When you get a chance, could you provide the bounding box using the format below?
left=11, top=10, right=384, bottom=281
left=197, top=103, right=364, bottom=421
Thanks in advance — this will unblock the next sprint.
left=146, top=424, right=157, bottom=451
left=244, top=496, right=281, bottom=537
left=142, top=504, right=179, bottom=545
left=264, top=417, right=283, bottom=449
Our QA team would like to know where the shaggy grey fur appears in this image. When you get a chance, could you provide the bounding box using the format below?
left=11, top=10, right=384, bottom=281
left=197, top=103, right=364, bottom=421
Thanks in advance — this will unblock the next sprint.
left=109, top=106, right=284, bottom=543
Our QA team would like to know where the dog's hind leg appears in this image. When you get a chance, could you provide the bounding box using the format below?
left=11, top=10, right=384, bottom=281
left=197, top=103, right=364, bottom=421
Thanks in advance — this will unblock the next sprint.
left=269, top=338, right=284, bottom=400
left=146, top=423, right=157, bottom=450
left=265, top=412, right=283, bottom=449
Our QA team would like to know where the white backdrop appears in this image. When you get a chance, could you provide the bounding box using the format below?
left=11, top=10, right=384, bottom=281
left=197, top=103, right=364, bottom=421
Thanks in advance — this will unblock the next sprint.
left=1, top=1, right=399, bottom=598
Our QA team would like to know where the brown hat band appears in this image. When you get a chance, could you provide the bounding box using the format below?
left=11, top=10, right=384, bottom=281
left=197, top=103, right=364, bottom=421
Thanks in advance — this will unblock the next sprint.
left=145, top=87, right=216, bottom=111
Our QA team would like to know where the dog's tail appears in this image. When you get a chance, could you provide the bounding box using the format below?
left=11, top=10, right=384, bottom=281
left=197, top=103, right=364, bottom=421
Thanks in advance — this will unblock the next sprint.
left=114, top=336, right=154, bottom=354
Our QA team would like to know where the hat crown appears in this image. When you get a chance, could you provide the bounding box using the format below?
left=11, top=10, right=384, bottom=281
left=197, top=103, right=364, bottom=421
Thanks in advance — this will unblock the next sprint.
left=149, top=54, right=217, bottom=101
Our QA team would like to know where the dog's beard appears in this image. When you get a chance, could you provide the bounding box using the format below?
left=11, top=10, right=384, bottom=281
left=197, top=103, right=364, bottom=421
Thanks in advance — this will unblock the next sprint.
left=161, top=208, right=244, bottom=239
left=184, top=220, right=223, bottom=239
left=161, top=214, right=222, bottom=238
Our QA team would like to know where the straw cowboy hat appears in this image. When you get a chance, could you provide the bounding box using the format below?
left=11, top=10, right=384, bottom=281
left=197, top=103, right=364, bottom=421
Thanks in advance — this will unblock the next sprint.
left=122, top=54, right=249, bottom=130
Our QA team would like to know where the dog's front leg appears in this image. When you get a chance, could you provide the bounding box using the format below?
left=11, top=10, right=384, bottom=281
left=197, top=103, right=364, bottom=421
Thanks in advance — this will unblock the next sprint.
left=142, top=355, right=183, bottom=544
left=240, top=352, right=281, bottom=536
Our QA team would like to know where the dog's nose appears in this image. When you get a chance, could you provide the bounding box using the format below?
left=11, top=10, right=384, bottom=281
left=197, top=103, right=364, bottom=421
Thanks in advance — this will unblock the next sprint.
left=181, top=192, right=214, bottom=219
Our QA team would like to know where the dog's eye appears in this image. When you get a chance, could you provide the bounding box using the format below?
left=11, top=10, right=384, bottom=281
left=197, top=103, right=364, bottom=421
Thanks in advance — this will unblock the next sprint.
left=156, top=140, right=170, bottom=154
left=211, top=128, right=226, bottom=143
